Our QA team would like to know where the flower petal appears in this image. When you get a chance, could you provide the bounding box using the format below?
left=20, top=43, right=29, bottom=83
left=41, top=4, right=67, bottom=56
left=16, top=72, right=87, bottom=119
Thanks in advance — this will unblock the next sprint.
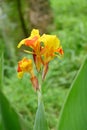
left=17, top=57, right=34, bottom=77
left=25, top=36, right=38, bottom=48
left=40, top=34, right=60, bottom=49
left=17, top=39, right=26, bottom=48
left=30, top=29, right=40, bottom=38
left=56, top=47, right=64, bottom=55
left=17, top=72, right=24, bottom=78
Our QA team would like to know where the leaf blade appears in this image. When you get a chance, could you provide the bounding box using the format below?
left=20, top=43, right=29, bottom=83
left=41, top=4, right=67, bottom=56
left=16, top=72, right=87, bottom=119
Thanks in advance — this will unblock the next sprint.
left=0, top=91, right=30, bottom=130
left=33, top=101, right=49, bottom=130
left=57, top=57, right=87, bottom=130
left=0, top=53, right=4, bottom=90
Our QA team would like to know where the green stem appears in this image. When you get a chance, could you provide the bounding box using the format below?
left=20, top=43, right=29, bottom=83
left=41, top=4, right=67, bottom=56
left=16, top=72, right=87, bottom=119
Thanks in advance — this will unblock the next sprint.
left=37, top=72, right=43, bottom=106
left=37, top=88, right=41, bottom=106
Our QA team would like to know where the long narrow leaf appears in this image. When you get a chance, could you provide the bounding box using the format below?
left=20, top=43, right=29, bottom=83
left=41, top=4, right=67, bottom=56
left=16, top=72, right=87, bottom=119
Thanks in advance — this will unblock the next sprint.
left=0, top=111, right=5, bottom=130
left=33, top=101, right=49, bottom=130
left=0, top=53, right=3, bottom=90
left=0, top=91, right=30, bottom=130
left=57, top=57, right=87, bottom=130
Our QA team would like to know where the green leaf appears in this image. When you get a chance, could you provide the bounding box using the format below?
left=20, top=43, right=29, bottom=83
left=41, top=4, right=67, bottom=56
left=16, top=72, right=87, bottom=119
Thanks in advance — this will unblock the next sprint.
left=57, top=57, right=87, bottom=130
left=0, top=53, right=4, bottom=90
left=0, top=111, right=5, bottom=130
left=0, top=91, right=30, bottom=130
left=33, top=101, right=49, bottom=130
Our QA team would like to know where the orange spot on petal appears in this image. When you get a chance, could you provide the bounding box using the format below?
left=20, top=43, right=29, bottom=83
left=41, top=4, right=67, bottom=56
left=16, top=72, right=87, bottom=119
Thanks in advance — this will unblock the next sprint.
left=25, top=36, right=38, bottom=47
left=17, top=62, right=22, bottom=72
left=57, top=47, right=64, bottom=55
left=17, top=66, right=21, bottom=72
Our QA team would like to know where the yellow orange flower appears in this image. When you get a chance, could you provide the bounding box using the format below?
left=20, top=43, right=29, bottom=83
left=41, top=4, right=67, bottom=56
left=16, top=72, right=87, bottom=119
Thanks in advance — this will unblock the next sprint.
left=17, top=29, right=64, bottom=80
left=39, top=34, right=64, bottom=80
left=17, top=57, right=39, bottom=90
left=17, top=29, right=40, bottom=48
left=40, top=34, right=63, bottom=64
left=17, top=57, right=34, bottom=78
left=17, top=29, right=42, bottom=72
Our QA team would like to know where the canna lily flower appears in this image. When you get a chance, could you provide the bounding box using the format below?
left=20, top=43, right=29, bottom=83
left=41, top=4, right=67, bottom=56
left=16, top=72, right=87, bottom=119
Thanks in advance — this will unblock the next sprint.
left=17, top=29, right=40, bottom=48
left=40, top=34, right=64, bottom=64
left=39, top=34, right=64, bottom=79
left=17, top=29, right=42, bottom=72
left=17, top=29, right=64, bottom=80
left=17, top=57, right=39, bottom=90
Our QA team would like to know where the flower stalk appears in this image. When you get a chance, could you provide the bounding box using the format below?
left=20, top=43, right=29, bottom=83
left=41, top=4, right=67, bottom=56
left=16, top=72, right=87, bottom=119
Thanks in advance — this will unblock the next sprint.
left=37, top=72, right=43, bottom=106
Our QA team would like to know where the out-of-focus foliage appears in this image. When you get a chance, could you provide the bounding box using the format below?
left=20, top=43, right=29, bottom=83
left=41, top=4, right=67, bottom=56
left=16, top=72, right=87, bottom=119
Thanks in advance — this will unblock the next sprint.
left=0, top=91, right=30, bottom=130
left=0, top=0, right=87, bottom=130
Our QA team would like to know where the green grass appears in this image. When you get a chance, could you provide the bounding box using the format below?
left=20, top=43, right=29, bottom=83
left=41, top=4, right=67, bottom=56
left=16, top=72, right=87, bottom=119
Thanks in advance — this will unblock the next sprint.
left=1, top=0, right=87, bottom=130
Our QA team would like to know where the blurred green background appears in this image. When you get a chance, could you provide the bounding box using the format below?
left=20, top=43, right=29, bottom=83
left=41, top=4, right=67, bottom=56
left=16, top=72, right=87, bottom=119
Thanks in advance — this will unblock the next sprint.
left=0, top=0, right=87, bottom=130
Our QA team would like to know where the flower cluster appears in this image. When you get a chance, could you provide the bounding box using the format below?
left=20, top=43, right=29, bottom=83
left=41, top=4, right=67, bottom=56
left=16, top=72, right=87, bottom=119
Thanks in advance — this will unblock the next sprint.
left=17, top=29, right=64, bottom=90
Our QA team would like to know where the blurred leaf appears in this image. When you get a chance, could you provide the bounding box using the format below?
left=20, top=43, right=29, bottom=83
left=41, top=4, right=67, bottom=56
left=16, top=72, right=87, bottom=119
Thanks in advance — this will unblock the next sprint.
left=0, top=111, right=5, bottom=130
left=33, top=101, right=49, bottom=130
left=57, top=57, right=87, bottom=130
left=0, top=91, right=30, bottom=130
left=0, top=54, right=6, bottom=130
left=0, top=53, right=3, bottom=90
